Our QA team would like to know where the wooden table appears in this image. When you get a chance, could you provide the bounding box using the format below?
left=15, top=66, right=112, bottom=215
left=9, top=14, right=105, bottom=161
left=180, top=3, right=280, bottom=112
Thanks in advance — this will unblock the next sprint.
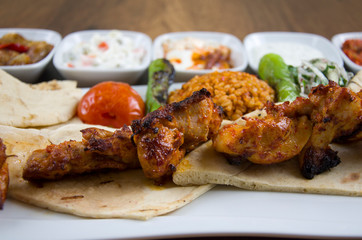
left=1, top=1, right=361, bottom=239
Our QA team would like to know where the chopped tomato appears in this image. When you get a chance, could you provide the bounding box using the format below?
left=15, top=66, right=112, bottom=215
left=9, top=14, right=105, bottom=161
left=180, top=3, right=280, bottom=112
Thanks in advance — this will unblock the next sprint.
left=342, top=39, right=362, bottom=66
left=77, top=81, right=145, bottom=128
left=98, top=41, right=109, bottom=51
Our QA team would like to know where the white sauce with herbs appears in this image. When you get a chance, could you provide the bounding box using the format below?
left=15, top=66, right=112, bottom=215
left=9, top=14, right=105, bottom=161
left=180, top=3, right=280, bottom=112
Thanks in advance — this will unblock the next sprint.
left=252, top=42, right=324, bottom=68
left=63, top=30, right=145, bottom=69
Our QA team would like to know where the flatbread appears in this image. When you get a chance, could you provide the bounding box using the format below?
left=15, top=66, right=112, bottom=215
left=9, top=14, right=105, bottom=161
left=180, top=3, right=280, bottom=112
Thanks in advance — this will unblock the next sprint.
left=0, top=124, right=213, bottom=220
left=0, top=69, right=83, bottom=127
left=173, top=124, right=362, bottom=197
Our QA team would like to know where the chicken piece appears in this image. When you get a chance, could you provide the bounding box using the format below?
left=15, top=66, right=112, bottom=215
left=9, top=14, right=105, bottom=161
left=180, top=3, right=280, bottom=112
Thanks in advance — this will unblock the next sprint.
left=23, top=126, right=139, bottom=181
left=213, top=81, right=362, bottom=179
left=132, top=88, right=223, bottom=183
left=299, top=82, right=362, bottom=179
left=0, top=138, right=9, bottom=209
left=213, top=99, right=313, bottom=165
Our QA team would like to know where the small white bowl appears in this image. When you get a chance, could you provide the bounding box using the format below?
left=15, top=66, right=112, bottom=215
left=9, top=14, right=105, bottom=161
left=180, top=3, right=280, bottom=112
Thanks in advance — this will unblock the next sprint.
left=244, top=32, right=343, bottom=73
left=332, top=32, right=362, bottom=73
left=53, top=30, right=152, bottom=87
left=153, top=31, right=248, bottom=82
left=0, top=28, right=61, bottom=83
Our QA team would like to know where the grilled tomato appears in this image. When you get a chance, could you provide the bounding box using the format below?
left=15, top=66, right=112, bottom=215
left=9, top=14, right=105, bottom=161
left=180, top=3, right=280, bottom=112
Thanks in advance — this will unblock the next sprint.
left=77, top=81, right=145, bottom=128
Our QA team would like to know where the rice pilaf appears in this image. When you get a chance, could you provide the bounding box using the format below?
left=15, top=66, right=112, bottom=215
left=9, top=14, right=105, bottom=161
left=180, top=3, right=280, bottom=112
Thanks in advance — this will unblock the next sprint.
left=168, top=71, right=275, bottom=120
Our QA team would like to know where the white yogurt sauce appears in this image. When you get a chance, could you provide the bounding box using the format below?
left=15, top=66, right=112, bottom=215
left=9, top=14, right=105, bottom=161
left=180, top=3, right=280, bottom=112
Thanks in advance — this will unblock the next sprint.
left=252, top=42, right=324, bottom=68
left=64, top=30, right=145, bottom=69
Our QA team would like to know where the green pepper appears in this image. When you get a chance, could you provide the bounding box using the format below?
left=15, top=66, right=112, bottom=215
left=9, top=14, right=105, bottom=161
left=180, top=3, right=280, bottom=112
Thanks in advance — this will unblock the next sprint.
left=258, top=53, right=300, bottom=102
left=146, top=59, right=175, bottom=113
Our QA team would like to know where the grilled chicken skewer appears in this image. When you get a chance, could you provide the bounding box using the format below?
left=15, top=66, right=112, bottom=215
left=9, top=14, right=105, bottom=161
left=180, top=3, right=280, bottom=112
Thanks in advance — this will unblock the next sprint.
left=132, top=88, right=223, bottom=183
left=299, top=82, right=362, bottom=179
left=23, top=126, right=139, bottom=181
left=23, top=88, right=223, bottom=184
left=213, top=82, right=362, bottom=179
left=213, top=99, right=313, bottom=166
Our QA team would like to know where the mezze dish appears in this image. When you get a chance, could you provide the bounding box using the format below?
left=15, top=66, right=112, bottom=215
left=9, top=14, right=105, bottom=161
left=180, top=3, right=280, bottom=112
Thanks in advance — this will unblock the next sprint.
left=332, top=32, right=362, bottom=73
left=0, top=28, right=61, bottom=83
left=244, top=32, right=343, bottom=73
left=153, top=31, right=248, bottom=82
left=53, top=30, right=152, bottom=87
left=0, top=33, right=53, bottom=66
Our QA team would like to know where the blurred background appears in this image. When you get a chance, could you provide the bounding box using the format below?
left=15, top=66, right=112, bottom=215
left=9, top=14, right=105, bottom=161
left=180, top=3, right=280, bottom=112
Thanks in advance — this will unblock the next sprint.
left=1, top=0, right=361, bottom=83
left=2, top=0, right=361, bottom=39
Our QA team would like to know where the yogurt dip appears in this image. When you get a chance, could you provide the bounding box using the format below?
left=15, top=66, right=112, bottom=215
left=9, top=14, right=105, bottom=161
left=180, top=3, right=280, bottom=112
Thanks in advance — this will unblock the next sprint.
left=63, top=30, right=145, bottom=69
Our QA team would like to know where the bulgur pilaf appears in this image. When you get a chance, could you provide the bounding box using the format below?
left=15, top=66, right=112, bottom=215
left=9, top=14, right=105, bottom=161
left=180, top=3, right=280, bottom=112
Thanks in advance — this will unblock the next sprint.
left=168, top=71, right=275, bottom=120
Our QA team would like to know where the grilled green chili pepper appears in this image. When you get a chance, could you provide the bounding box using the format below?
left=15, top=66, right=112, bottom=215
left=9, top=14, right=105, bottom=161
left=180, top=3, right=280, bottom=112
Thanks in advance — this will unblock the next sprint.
left=258, top=53, right=300, bottom=102
left=146, top=59, right=175, bottom=113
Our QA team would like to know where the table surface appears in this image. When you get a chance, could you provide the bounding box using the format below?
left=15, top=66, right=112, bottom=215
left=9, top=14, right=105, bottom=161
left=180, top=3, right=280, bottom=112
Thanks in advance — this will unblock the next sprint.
left=1, top=0, right=362, bottom=239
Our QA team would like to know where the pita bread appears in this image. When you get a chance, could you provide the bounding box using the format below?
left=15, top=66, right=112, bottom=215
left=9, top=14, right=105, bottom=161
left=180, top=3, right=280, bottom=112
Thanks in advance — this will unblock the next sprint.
left=173, top=123, right=362, bottom=197
left=0, top=69, right=83, bottom=127
left=0, top=124, right=213, bottom=220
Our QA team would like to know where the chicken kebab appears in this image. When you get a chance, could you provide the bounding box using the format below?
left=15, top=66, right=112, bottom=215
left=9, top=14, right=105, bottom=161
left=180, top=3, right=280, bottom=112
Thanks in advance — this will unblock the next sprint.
left=23, top=88, right=223, bottom=184
left=213, top=81, right=362, bottom=179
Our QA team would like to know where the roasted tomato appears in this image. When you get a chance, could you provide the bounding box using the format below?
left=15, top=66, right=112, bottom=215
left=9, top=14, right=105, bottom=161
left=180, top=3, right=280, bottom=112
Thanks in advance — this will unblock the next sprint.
left=77, top=81, right=145, bottom=128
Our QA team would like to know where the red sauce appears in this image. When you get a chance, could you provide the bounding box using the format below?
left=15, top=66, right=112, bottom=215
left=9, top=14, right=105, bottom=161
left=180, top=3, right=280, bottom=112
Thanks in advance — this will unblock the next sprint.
left=342, top=39, right=362, bottom=66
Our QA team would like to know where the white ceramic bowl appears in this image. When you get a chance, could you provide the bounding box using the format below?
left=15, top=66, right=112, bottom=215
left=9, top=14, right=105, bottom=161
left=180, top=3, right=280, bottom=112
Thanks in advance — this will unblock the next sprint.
left=244, top=31, right=343, bottom=73
left=153, top=31, right=248, bottom=82
left=53, top=30, right=152, bottom=87
left=0, top=28, right=61, bottom=83
left=332, top=32, right=362, bottom=73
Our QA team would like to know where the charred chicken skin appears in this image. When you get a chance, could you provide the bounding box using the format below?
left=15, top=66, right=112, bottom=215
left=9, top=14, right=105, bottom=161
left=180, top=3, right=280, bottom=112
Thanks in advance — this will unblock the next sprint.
left=213, top=99, right=313, bottom=165
left=0, top=138, right=8, bottom=209
left=23, top=126, right=139, bottom=181
left=299, top=82, right=362, bottom=179
left=132, top=88, right=223, bottom=183
left=213, top=82, right=362, bottom=179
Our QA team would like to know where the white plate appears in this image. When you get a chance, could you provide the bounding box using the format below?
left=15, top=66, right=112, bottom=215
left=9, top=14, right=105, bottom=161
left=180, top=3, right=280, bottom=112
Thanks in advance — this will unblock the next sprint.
left=244, top=32, right=343, bottom=73
left=0, top=28, right=62, bottom=83
left=2, top=186, right=362, bottom=239
left=1, top=84, right=362, bottom=240
left=332, top=32, right=362, bottom=73
left=153, top=31, right=248, bottom=82
left=53, top=30, right=152, bottom=87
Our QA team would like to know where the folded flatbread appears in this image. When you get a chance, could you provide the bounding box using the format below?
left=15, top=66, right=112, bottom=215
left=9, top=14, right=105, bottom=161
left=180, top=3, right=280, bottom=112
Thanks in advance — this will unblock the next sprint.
left=0, top=69, right=83, bottom=127
left=1, top=124, right=212, bottom=220
left=173, top=122, right=362, bottom=197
